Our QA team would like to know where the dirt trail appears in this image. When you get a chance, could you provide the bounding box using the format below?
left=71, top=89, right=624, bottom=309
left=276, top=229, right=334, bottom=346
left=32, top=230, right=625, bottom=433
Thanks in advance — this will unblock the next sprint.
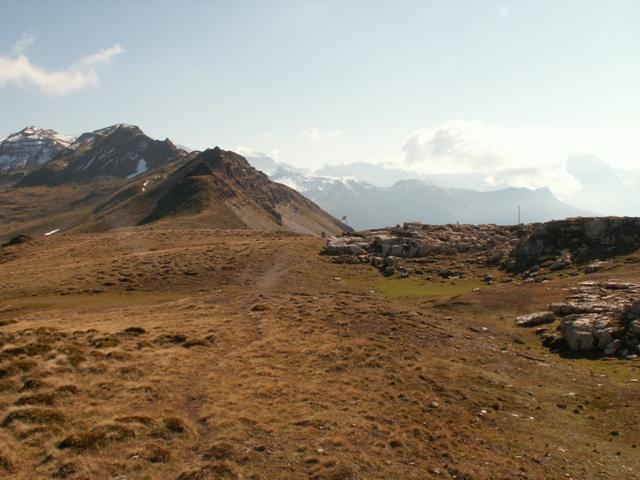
left=180, top=252, right=297, bottom=443
left=254, top=251, right=297, bottom=293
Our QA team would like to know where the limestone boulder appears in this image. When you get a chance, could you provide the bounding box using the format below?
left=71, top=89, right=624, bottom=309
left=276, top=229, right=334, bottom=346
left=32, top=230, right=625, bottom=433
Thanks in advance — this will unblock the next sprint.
left=560, top=314, right=614, bottom=351
left=516, top=311, right=555, bottom=328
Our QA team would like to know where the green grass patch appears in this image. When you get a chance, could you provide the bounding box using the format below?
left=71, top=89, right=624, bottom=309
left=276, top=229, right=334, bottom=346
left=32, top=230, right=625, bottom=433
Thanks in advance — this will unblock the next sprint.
left=0, top=291, right=184, bottom=314
left=374, top=277, right=483, bottom=298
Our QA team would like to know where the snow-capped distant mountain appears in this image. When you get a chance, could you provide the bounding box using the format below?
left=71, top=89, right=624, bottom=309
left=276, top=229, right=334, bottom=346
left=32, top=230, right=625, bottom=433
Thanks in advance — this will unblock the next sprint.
left=235, top=149, right=308, bottom=177
left=244, top=152, right=592, bottom=230
left=270, top=168, right=373, bottom=202
left=0, top=126, right=75, bottom=173
left=18, top=124, right=187, bottom=186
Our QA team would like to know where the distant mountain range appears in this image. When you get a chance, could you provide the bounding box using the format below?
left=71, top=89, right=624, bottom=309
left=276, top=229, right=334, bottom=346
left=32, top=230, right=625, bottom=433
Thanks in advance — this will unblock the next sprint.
left=241, top=153, right=593, bottom=230
left=0, top=124, right=595, bottom=237
left=0, top=125, right=346, bottom=240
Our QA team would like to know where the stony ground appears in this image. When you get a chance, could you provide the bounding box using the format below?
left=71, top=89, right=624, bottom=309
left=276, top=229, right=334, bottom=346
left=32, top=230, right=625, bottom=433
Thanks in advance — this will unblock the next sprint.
left=0, top=229, right=639, bottom=479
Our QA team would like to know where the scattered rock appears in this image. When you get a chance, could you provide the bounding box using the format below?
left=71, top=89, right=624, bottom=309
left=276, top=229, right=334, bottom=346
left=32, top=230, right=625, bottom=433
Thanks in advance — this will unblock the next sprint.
left=470, top=326, right=489, bottom=333
left=325, top=237, right=370, bottom=255
left=584, top=261, right=606, bottom=274
left=516, top=311, right=555, bottom=328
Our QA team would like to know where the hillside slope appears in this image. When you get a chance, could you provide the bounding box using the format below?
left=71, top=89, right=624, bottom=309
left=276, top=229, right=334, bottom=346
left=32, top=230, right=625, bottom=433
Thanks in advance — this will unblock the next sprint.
left=77, top=147, right=346, bottom=236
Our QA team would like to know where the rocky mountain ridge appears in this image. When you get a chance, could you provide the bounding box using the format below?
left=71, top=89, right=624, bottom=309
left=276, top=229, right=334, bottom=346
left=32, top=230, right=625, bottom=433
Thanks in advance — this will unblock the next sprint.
left=0, top=126, right=74, bottom=174
left=17, top=124, right=186, bottom=186
left=86, top=147, right=347, bottom=235
left=0, top=134, right=347, bottom=239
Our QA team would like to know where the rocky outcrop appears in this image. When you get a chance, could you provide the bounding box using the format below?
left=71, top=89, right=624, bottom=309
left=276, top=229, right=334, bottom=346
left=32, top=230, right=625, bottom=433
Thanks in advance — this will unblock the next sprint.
left=370, top=223, right=524, bottom=258
left=325, top=237, right=370, bottom=255
left=325, top=217, right=640, bottom=281
left=510, top=217, right=640, bottom=271
left=325, top=223, right=524, bottom=268
left=561, top=314, right=617, bottom=352
left=324, top=223, right=528, bottom=278
left=518, top=281, right=640, bottom=357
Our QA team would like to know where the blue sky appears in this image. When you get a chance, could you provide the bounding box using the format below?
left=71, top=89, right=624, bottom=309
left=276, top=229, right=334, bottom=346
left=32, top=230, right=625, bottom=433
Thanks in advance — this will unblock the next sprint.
left=2, top=0, right=639, bottom=196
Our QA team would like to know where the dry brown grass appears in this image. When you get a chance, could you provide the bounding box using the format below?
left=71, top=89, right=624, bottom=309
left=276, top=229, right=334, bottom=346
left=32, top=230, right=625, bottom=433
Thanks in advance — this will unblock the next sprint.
left=0, top=228, right=638, bottom=478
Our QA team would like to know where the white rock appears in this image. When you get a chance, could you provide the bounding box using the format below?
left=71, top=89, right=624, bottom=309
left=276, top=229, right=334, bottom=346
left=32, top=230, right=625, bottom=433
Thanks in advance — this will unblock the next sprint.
left=516, top=311, right=555, bottom=328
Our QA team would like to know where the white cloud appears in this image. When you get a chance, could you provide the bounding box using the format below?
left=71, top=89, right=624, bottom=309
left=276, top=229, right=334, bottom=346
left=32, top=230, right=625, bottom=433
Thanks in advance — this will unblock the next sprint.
left=301, top=128, right=342, bottom=143
left=401, top=120, right=582, bottom=198
left=80, top=44, right=124, bottom=67
left=13, top=33, right=35, bottom=55
left=0, top=36, right=124, bottom=96
left=237, top=146, right=281, bottom=161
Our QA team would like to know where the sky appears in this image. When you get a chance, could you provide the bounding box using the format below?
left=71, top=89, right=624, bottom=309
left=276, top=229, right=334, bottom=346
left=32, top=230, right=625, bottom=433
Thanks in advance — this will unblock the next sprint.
left=1, top=0, right=640, bottom=199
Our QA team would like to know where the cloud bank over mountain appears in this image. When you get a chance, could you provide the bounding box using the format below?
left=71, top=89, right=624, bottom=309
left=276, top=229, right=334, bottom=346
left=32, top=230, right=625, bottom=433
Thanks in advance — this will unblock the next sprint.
left=401, top=120, right=582, bottom=199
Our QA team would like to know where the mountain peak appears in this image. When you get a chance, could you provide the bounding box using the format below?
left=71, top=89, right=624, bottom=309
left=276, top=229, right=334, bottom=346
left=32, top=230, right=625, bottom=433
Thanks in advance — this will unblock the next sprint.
left=95, top=123, right=142, bottom=135
left=182, top=147, right=263, bottom=182
left=90, top=145, right=347, bottom=236
left=71, top=124, right=144, bottom=147
left=4, top=126, right=74, bottom=145
left=17, top=124, right=184, bottom=186
left=0, top=126, right=75, bottom=173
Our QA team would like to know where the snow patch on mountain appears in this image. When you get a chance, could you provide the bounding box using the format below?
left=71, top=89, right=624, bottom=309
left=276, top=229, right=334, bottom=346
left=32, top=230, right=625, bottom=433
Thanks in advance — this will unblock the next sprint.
left=127, top=159, right=148, bottom=178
